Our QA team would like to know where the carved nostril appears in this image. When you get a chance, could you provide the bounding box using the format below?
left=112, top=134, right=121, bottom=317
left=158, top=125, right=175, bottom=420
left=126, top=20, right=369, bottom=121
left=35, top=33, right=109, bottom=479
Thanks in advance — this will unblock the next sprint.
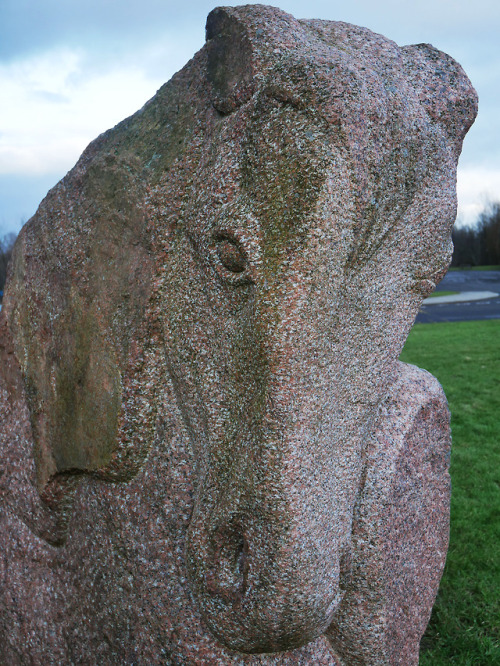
left=205, top=524, right=249, bottom=603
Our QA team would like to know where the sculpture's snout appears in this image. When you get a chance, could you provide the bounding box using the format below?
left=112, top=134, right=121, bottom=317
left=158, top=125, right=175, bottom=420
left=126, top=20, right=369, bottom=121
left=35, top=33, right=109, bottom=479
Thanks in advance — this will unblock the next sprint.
left=186, top=423, right=345, bottom=653
left=188, top=514, right=340, bottom=653
left=182, top=264, right=365, bottom=653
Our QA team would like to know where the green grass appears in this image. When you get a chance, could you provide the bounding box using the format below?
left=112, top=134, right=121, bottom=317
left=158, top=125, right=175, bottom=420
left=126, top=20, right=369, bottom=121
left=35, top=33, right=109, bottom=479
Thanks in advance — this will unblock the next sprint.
left=449, top=265, right=500, bottom=272
left=427, top=290, right=460, bottom=298
left=400, top=320, right=500, bottom=665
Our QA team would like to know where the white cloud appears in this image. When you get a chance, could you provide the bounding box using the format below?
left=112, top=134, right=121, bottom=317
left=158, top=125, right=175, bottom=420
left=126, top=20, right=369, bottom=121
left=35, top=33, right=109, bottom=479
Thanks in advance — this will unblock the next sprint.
left=0, top=16, right=498, bottom=236
left=0, top=47, right=165, bottom=175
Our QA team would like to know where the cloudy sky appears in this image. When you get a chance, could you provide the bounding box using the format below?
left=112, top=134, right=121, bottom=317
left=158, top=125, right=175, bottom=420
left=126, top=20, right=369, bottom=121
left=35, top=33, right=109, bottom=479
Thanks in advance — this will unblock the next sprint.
left=1, top=0, right=498, bottom=236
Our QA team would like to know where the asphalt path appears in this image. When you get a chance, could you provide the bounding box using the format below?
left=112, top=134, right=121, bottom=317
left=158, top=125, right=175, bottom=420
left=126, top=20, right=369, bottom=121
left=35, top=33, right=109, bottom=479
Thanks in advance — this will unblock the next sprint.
left=416, top=270, right=500, bottom=323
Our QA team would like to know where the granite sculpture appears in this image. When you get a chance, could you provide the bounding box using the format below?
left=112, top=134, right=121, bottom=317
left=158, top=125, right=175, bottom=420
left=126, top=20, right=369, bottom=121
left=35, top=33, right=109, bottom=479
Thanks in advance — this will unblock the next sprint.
left=0, top=5, right=477, bottom=664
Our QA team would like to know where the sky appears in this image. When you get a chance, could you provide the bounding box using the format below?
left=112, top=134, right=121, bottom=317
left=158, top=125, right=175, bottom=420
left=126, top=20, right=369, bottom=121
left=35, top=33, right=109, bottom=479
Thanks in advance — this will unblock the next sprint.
left=1, top=0, right=499, bottom=237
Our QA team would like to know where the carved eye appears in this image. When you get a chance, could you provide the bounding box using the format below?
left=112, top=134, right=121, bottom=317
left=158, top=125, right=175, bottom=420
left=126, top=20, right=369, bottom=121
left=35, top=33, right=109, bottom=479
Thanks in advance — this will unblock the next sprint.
left=215, top=234, right=247, bottom=273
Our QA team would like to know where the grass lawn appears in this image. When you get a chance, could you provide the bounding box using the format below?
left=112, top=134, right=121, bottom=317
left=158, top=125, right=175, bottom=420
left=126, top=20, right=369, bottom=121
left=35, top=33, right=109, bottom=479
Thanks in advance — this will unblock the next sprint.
left=400, top=320, right=500, bottom=665
left=449, top=265, right=500, bottom=272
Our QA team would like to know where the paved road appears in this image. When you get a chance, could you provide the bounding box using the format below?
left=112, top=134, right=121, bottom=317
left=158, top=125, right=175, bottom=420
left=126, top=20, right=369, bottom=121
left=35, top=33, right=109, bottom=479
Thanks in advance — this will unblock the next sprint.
left=416, top=270, right=500, bottom=323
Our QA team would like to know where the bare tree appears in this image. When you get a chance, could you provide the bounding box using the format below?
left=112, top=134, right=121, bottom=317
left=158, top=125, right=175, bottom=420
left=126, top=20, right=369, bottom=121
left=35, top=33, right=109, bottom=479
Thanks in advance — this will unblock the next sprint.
left=0, top=232, right=17, bottom=296
left=477, top=202, right=500, bottom=266
left=451, top=202, right=500, bottom=267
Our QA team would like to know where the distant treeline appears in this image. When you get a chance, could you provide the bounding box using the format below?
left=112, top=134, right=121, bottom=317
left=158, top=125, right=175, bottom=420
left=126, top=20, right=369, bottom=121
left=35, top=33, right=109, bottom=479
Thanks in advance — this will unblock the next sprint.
left=0, top=233, right=17, bottom=295
left=452, top=202, right=500, bottom=267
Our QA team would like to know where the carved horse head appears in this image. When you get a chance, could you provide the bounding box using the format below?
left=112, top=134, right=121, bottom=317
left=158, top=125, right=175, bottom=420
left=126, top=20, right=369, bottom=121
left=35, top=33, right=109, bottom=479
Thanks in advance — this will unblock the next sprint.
left=3, top=5, right=476, bottom=654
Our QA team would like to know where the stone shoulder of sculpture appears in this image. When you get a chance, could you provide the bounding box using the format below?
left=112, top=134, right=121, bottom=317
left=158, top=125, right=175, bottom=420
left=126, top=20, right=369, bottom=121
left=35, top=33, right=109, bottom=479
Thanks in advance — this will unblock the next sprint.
left=0, top=4, right=477, bottom=664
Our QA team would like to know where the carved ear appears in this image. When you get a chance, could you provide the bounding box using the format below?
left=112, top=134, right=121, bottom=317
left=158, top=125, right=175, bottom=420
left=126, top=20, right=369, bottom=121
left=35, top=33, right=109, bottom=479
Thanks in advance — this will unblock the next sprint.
left=401, top=43, right=478, bottom=149
left=205, top=7, right=257, bottom=114
left=205, top=5, right=302, bottom=114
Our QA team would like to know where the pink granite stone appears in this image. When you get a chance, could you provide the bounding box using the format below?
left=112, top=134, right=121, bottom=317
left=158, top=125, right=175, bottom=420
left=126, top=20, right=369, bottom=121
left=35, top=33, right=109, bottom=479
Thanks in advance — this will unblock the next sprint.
left=327, top=362, right=452, bottom=664
left=0, top=4, right=476, bottom=663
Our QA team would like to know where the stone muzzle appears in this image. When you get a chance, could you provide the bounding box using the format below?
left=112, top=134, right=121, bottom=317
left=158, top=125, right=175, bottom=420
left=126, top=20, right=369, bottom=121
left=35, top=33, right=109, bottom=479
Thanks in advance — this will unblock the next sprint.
left=185, top=428, right=343, bottom=654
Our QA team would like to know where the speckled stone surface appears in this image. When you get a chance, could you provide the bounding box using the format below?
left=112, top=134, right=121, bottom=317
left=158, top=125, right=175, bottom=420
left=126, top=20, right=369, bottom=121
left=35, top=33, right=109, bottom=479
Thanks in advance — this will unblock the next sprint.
left=0, top=4, right=476, bottom=664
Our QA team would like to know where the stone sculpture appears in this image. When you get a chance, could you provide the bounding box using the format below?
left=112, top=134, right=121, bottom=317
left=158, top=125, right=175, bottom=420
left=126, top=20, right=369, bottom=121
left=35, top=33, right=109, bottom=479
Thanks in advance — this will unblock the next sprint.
left=0, top=5, right=477, bottom=664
